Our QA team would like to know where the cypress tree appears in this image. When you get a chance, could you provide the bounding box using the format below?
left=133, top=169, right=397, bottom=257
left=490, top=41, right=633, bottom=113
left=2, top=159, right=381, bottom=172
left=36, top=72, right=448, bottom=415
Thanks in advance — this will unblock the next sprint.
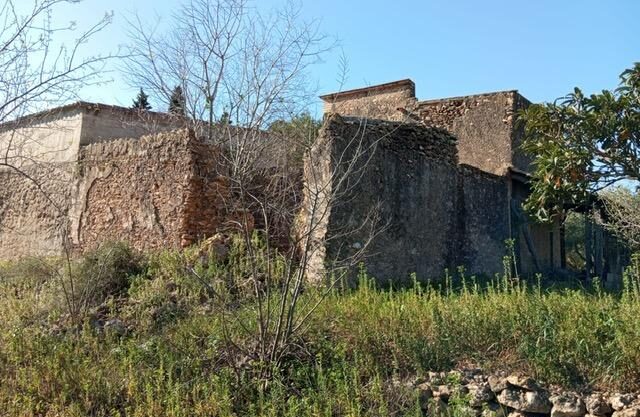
left=131, top=88, right=152, bottom=110
left=168, top=85, right=186, bottom=116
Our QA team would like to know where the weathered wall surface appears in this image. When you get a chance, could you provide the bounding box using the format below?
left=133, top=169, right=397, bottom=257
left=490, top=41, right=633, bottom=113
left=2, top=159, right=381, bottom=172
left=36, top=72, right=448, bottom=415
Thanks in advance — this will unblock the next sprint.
left=304, top=115, right=513, bottom=284
left=417, top=92, right=523, bottom=176
left=0, top=164, right=73, bottom=258
left=320, top=82, right=534, bottom=177
left=0, top=110, right=83, bottom=166
left=510, top=94, right=533, bottom=174
left=320, top=80, right=417, bottom=122
left=73, top=129, right=232, bottom=253
left=458, top=165, right=511, bottom=275
left=79, top=105, right=180, bottom=146
left=0, top=103, right=182, bottom=174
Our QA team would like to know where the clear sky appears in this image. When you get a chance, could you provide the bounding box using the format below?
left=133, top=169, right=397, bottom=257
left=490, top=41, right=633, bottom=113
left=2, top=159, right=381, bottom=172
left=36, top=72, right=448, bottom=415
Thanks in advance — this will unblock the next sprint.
left=28, top=0, right=640, bottom=115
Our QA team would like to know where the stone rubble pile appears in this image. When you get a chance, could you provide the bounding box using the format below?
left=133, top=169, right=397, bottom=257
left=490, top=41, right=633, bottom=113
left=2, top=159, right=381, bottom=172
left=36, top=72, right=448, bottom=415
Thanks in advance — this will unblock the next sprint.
left=408, top=369, right=640, bottom=417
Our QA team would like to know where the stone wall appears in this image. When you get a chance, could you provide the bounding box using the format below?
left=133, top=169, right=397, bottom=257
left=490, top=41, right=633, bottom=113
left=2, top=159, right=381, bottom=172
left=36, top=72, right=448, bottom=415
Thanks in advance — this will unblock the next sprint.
left=0, top=164, right=73, bottom=258
left=73, top=129, right=234, bottom=253
left=0, top=110, right=83, bottom=166
left=417, top=91, right=530, bottom=176
left=79, top=104, right=180, bottom=146
left=407, top=368, right=640, bottom=417
left=319, top=80, right=534, bottom=177
left=320, top=79, right=417, bottom=122
left=458, top=165, right=511, bottom=275
left=0, top=128, right=242, bottom=259
left=304, top=115, right=514, bottom=284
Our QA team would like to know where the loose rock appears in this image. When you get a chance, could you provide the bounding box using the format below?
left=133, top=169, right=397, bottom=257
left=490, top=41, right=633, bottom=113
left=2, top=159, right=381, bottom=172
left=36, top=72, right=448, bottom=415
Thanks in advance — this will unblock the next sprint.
left=586, top=394, right=613, bottom=416
left=613, top=408, right=640, bottom=417
left=417, top=383, right=433, bottom=410
left=497, top=388, right=552, bottom=414
left=489, top=376, right=509, bottom=393
left=506, top=375, right=542, bottom=392
left=481, top=402, right=507, bottom=417
left=550, top=392, right=587, bottom=417
left=469, top=383, right=495, bottom=407
left=611, top=395, right=635, bottom=411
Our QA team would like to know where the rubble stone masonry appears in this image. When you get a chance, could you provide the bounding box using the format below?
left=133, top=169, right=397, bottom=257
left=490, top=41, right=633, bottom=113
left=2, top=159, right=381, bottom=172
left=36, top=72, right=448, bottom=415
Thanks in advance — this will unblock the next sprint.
left=0, top=128, right=239, bottom=258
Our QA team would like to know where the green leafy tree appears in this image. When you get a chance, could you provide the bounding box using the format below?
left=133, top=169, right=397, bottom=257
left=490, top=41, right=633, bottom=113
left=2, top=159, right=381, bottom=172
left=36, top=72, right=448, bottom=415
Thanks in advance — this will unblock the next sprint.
left=520, top=63, right=640, bottom=222
left=131, top=88, right=152, bottom=110
left=268, top=112, right=321, bottom=145
left=268, top=112, right=322, bottom=164
left=168, top=85, right=186, bottom=116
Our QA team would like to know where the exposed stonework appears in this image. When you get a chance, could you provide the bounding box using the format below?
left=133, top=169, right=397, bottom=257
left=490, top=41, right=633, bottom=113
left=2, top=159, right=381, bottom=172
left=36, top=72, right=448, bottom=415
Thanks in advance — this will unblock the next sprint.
left=0, top=101, right=180, bottom=167
left=408, top=369, right=640, bottom=417
left=319, top=81, right=532, bottom=176
left=309, top=79, right=566, bottom=282
left=417, top=91, right=532, bottom=176
left=72, top=129, right=236, bottom=252
left=0, top=164, right=73, bottom=257
left=0, top=82, right=567, bottom=283
left=0, top=127, right=247, bottom=258
left=304, top=115, right=526, bottom=283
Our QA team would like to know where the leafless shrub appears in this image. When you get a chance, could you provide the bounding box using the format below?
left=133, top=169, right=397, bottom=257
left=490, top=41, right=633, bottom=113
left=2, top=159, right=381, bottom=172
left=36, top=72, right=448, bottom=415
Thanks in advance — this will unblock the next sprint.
left=600, top=187, right=640, bottom=250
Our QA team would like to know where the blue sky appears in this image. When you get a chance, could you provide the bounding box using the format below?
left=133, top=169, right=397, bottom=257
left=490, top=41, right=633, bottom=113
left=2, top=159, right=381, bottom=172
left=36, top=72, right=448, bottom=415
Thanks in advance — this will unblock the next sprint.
left=29, top=0, right=640, bottom=114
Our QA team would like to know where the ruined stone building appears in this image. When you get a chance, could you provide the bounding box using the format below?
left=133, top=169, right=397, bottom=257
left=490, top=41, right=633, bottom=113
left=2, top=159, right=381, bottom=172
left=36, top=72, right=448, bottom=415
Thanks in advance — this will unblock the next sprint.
left=0, top=103, right=241, bottom=258
left=0, top=80, right=575, bottom=283
left=307, top=79, right=564, bottom=282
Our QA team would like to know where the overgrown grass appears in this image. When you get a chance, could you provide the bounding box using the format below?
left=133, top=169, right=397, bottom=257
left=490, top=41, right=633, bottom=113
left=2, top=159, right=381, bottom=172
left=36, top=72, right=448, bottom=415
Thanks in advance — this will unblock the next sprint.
left=1, top=243, right=639, bottom=416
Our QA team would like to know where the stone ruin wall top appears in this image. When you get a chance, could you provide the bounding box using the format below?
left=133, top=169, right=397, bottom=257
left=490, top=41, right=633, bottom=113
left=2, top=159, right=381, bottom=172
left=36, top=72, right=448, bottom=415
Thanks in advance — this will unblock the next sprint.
left=319, top=79, right=533, bottom=177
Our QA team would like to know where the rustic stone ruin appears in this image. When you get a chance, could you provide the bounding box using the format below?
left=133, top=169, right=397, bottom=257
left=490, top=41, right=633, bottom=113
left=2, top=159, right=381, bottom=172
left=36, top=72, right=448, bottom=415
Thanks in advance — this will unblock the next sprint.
left=306, top=80, right=563, bottom=283
left=0, top=103, right=245, bottom=257
left=0, top=81, right=625, bottom=284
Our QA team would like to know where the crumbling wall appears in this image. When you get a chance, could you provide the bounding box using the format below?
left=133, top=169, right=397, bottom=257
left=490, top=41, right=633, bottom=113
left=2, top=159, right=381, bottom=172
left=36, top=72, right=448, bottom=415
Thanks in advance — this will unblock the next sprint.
left=417, top=91, right=524, bottom=176
left=179, top=139, right=240, bottom=247
left=458, top=165, right=511, bottom=275
left=510, top=93, right=533, bottom=174
left=73, top=129, right=233, bottom=252
left=79, top=105, right=180, bottom=146
left=304, top=115, right=514, bottom=284
left=0, top=164, right=73, bottom=258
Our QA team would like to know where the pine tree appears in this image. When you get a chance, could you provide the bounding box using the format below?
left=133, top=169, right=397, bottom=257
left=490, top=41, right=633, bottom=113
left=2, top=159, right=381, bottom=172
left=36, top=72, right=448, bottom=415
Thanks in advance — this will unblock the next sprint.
left=131, top=88, right=152, bottom=110
left=168, top=85, right=186, bottom=116
left=219, top=111, right=232, bottom=125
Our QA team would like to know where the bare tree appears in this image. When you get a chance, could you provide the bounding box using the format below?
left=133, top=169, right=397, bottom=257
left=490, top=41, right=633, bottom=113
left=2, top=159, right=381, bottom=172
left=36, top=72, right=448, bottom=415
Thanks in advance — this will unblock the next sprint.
left=123, top=0, right=393, bottom=381
left=0, top=0, right=114, bottom=123
left=122, top=0, right=328, bottom=141
left=0, top=0, right=116, bottom=170
left=0, top=0, right=119, bottom=327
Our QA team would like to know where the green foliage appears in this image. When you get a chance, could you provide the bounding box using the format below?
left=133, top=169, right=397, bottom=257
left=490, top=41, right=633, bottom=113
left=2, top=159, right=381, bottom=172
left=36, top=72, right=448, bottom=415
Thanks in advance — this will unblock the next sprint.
left=268, top=112, right=321, bottom=142
left=132, top=87, right=152, bottom=110
left=520, top=62, right=640, bottom=222
left=268, top=112, right=322, bottom=164
left=2, top=246, right=640, bottom=415
left=75, top=242, right=144, bottom=307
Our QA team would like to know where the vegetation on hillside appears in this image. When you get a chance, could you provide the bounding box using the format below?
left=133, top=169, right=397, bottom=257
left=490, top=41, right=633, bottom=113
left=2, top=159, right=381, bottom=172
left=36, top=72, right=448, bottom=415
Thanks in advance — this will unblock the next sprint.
left=1, top=241, right=640, bottom=416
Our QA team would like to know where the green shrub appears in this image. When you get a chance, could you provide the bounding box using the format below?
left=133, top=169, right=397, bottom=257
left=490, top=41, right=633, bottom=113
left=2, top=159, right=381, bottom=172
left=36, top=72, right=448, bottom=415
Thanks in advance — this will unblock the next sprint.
left=2, top=247, right=640, bottom=415
left=75, top=241, right=144, bottom=306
